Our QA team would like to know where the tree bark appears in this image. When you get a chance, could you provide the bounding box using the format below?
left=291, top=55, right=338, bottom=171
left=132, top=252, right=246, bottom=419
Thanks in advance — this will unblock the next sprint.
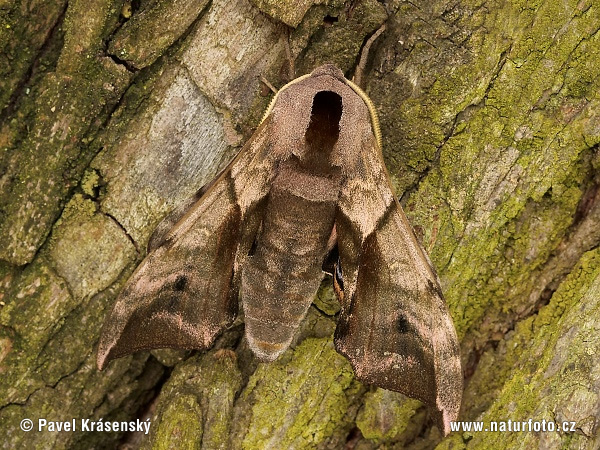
left=1, top=0, right=599, bottom=448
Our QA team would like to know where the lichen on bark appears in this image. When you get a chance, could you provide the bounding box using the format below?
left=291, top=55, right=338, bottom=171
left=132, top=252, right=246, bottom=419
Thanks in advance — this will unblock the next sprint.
left=447, top=247, right=600, bottom=449
left=230, top=337, right=364, bottom=449
left=0, top=0, right=132, bottom=265
left=142, top=351, right=243, bottom=449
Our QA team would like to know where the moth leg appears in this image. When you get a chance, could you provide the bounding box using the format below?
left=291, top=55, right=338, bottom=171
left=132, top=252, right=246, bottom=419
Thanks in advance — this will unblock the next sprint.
left=353, top=22, right=386, bottom=88
left=260, top=26, right=295, bottom=96
left=259, top=76, right=278, bottom=95
left=332, top=258, right=344, bottom=303
left=257, top=28, right=296, bottom=97
left=326, top=224, right=337, bottom=254
left=321, top=225, right=338, bottom=276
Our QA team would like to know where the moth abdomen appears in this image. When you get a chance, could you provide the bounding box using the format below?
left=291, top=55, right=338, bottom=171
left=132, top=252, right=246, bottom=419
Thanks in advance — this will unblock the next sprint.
left=240, top=159, right=341, bottom=360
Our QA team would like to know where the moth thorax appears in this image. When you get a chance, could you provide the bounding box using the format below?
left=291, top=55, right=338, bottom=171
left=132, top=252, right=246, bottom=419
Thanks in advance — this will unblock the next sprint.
left=302, top=90, right=343, bottom=173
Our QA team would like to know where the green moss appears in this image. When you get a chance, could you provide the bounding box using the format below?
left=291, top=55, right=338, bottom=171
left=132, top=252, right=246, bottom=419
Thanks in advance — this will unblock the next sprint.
left=356, top=390, right=423, bottom=443
left=153, top=395, right=204, bottom=450
left=81, top=169, right=101, bottom=197
left=60, top=194, right=98, bottom=224
left=47, top=194, right=137, bottom=300
left=0, top=0, right=66, bottom=111
left=0, top=0, right=132, bottom=265
left=0, top=260, right=77, bottom=418
left=0, top=165, right=148, bottom=446
left=146, top=351, right=243, bottom=449
left=0, top=261, right=72, bottom=354
left=108, top=0, right=211, bottom=68
left=535, top=250, right=600, bottom=329
left=458, top=247, right=600, bottom=448
left=236, top=337, right=363, bottom=449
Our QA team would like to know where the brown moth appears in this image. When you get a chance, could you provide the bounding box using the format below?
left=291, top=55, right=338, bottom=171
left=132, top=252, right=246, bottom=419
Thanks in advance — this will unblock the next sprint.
left=97, top=64, right=462, bottom=434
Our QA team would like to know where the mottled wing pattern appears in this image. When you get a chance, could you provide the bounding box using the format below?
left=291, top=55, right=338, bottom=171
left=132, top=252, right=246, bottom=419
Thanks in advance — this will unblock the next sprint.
left=334, top=134, right=462, bottom=434
left=97, top=118, right=279, bottom=370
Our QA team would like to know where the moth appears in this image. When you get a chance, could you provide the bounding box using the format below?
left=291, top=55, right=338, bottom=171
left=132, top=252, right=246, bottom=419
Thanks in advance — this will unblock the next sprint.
left=97, top=64, right=462, bottom=434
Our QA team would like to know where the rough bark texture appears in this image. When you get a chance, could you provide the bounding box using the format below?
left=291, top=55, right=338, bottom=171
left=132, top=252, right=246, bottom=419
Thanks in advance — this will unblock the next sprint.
left=1, top=0, right=599, bottom=449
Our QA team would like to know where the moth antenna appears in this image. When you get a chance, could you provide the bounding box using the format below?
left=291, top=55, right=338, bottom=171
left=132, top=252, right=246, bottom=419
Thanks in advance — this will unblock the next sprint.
left=353, top=23, right=386, bottom=88
left=259, top=73, right=311, bottom=125
left=284, top=27, right=295, bottom=79
left=345, top=78, right=382, bottom=150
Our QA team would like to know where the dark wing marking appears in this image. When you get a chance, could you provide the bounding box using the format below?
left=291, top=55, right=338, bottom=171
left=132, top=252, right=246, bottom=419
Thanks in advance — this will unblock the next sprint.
left=97, top=118, right=280, bottom=369
left=334, top=134, right=462, bottom=435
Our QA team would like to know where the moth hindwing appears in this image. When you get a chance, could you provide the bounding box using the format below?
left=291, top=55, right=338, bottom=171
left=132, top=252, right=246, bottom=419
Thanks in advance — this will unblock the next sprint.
left=97, top=64, right=462, bottom=435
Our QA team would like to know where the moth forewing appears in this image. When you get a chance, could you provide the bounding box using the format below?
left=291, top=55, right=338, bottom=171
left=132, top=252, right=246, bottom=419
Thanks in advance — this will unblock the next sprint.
left=330, top=73, right=461, bottom=434
left=96, top=118, right=278, bottom=370
left=97, top=64, right=462, bottom=436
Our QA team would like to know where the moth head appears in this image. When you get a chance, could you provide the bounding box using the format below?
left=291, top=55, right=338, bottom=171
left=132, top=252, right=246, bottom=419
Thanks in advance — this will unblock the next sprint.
left=310, top=64, right=346, bottom=81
